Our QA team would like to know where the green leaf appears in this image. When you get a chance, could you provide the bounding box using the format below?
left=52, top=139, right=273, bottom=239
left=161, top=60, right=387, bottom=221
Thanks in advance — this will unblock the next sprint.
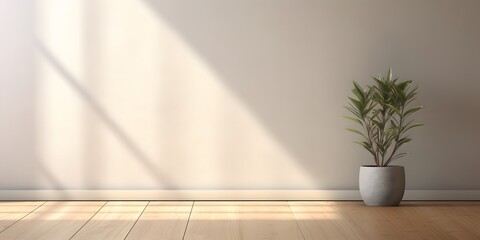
left=343, top=116, right=363, bottom=125
left=372, top=119, right=384, bottom=129
left=370, top=109, right=381, bottom=119
left=345, top=106, right=363, bottom=119
left=404, top=106, right=423, bottom=117
left=397, top=80, right=412, bottom=91
left=389, top=119, right=397, bottom=128
left=400, top=119, right=415, bottom=133
left=348, top=97, right=363, bottom=111
left=402, top=123, right=424, bottom=133
left=406, top=88, right=418, bottom=97
left=354, top=141, right=375, bottom=154
left=392, top=152, right=409, bottom=160
left=346, top=68, right=423, bottom=164
left=385, top=103, right=401, bottom=115
left=397, top=137, right=412, bottom=146
left=352, top=81, right=366, bottom=99
left=346, top=128, right=366, bottom=137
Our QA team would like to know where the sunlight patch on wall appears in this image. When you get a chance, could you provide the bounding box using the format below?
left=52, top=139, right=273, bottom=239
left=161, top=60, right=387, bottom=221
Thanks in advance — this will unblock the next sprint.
left=34, top=0, right=314, bottom=189
left=34, top=0, right=87, bottom=188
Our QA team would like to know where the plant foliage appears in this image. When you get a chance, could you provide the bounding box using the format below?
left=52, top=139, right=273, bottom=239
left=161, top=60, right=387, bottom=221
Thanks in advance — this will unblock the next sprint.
left=345, top=68, right=423, bottom=167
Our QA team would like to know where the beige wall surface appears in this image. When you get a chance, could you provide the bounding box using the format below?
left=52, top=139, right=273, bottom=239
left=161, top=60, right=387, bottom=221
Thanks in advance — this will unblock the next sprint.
left=1, top=0, right=479, bottom=191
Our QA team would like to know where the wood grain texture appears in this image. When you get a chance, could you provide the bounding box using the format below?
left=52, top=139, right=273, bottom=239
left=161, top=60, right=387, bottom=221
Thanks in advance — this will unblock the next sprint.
left=0, top=201, right=44, bottom=232
left=125, top=201, right=193, bottom=240
left=183, top=201, right=304, bottom=240
left=401, top=202, right=480, bottom=240
left=0, top=201, right=104, bottom=240
left=0, top=201, right=479, bottom=240
left=290, top=201, right=480, bottom=240
left=70, top=201, right=148, bottom=240
left=289, top=201, right=364, bottom=240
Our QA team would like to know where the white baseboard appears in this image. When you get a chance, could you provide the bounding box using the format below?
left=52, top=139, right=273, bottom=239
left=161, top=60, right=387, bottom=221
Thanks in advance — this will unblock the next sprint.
left=0, top=190, right=479, bottom=201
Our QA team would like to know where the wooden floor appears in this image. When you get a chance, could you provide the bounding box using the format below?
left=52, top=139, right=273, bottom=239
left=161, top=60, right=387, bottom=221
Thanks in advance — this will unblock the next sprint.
left=0, top=201, right=479, bottom=240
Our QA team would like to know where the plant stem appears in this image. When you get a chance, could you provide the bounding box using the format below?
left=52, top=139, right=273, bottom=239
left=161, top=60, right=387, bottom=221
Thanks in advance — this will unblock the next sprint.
left=385, top=106, right=405, bottom=165
left=365, top=121, right=379, bottom=166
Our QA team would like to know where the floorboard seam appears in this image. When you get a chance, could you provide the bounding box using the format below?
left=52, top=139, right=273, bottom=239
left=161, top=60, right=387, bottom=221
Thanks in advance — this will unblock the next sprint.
left=288, top=201, right=307, bottom=240
left=68, top=201, right=108, bottom=240
left=123, top=201, right=150, bottom=240
left=0, top=201, right=46, bottom=235
left=181, top=201, right=195, bottom=240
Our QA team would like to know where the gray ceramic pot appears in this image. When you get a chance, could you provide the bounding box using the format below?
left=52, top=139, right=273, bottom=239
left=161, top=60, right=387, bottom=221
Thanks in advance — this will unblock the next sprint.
left=359, top=165, right=405, bottom=206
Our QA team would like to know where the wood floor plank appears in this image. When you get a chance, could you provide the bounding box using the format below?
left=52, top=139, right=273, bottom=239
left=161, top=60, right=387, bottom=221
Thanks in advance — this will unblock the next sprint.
left=331, top=201, right=466, bottom=240
left=289, top=201, right=364, bottom=240
left=291, top=201, right=480, bottom=240
left=0, top=202, right=45, bottom=232
left=336, top=202, right=411, bottom=240
left=183, top=201, right=304, bottom=240
left=449, top=204, right=480, bottom=238
left=1, top=201, right=479, bottom=240
left=377, top=202, right=463, bottom=240
left=125, top=201, right=193, bottom=240
left=71, top=201, right=148, bottom=240
left=409, top=203, right=480, bottom=240
left=0, top=201, right=105, bottom=240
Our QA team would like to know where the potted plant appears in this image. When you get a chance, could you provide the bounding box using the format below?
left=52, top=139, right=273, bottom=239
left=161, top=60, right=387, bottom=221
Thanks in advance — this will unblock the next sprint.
left=345, top=69, right=423, bottom=206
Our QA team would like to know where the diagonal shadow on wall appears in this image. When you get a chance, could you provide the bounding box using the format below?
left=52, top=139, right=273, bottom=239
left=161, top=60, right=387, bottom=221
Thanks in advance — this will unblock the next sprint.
left=139, top=0, right=364, bottom=190
left=35, top=41, right=176, bottom=189
left=140, top=0, right=480, bottom=190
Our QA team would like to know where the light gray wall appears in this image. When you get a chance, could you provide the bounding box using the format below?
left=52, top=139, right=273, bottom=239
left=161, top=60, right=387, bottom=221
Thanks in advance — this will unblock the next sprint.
left=1, top=0, right=479, bottom=191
